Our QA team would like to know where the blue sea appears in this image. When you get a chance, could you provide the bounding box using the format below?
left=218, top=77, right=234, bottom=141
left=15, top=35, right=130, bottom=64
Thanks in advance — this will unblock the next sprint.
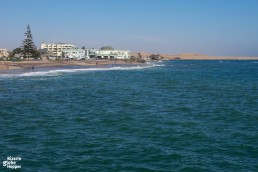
left=0, top=60, right=258, bottom=171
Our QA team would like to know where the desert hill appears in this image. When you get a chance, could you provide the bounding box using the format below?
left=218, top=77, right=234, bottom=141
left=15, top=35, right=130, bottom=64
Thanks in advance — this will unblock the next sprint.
left=130, top=52, right=258, bottom=60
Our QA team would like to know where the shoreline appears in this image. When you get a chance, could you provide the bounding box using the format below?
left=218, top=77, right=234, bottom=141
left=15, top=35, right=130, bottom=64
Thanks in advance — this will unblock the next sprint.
left=0, top=60, right=143, bottom=71
left=1, top=57, right=258, bottom=72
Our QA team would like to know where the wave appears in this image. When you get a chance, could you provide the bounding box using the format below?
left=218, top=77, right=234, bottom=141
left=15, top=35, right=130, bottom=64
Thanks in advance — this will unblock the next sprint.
left=146, top=61, right=166, bottom=67
left=0, top=63, right=162, bottom=78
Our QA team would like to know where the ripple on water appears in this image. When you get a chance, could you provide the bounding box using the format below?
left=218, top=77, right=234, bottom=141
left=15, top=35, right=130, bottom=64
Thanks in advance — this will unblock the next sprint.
left=0, top=61, right=258, bottom=171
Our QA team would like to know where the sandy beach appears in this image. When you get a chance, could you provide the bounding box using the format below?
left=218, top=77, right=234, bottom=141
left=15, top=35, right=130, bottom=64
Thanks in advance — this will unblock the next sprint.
left=1, top=54, right=258, bottom=71
left=0, top=59, right=141, bottom=71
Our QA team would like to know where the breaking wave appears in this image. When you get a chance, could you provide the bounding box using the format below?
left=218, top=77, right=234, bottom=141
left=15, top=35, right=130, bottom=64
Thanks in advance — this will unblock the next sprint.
left=0, top=63, right=164, bottom=78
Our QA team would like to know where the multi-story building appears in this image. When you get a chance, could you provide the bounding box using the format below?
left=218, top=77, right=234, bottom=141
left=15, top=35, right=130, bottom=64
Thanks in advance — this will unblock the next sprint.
left=62, top=49, right=87, bottom=60
left=87, top=48, right=97, bottom=59
left=95, top=46, right=130, bottom=60
left=40, top=43, right=131, bottom=60
left=40, top=43, right=75, bottom=57
left=0, top=48, right=8, bottom=57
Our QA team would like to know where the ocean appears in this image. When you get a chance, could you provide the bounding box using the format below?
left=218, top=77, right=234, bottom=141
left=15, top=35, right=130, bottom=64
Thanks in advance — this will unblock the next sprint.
left=0, top=60, right=258, bottom=171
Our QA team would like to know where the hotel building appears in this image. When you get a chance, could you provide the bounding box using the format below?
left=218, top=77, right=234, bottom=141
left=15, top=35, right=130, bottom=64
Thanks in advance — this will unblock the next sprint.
left=62, top=49, right=87, bottom=60
left=95, top=46, right=130, bottom=60
left=39, top=43, right=130, bottom=60
left=40, top=43, right=75, bottom=57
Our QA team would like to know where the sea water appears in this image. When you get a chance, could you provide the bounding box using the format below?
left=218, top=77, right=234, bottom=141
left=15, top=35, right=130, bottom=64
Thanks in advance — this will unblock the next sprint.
left=0, top=61, right=257, bottom=171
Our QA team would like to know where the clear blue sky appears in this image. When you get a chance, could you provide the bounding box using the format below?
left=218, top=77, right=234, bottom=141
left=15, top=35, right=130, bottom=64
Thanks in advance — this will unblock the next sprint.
left=1, top=0, right=258, bottom=56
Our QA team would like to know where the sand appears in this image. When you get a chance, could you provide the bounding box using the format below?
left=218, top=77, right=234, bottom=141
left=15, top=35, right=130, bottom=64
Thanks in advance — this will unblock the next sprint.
left=131, top=52, right=258, bottom=60
left=1, top=54, right=258, bottom=71
left=162, top=54, right=258, bottom=60
left=0, top=60, right=140, bottom=71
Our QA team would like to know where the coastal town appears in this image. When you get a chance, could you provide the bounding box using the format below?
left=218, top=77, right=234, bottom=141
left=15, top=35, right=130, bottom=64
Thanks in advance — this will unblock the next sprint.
left=0, top=42, right=163, bottom=70
left=1, top=25, right=258, bottom=71
left=0, top=43, right=144, bottom=61
left=0, top=25, right=166, bottom=70
left=0, top=25, right=165, bottom=68
left=0, top=43, right=164, bottom=62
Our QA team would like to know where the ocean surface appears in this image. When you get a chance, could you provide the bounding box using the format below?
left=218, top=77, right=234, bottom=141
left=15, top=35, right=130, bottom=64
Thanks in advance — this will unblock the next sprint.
left=0, top=60, right=258, bottom=171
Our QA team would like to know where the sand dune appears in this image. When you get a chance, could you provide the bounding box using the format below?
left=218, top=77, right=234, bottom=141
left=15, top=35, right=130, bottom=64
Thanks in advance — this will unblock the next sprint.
left=131, top=52, right=258, bottom=60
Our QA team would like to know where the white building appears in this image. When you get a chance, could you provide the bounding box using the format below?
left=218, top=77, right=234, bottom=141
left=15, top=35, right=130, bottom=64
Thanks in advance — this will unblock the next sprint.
left=95, top=46, right=130, bottom=60
left=39, top=44, right=131, bottom=60
left=0, top=48, right=8, bottom=57
left=40, top=43, right=75, bottom=57
left=87, top=48, right=97, bottom=58
left=62, top=49, right=87, bottom=60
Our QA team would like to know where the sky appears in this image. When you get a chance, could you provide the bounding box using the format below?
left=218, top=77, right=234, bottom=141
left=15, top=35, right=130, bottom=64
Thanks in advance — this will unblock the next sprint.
left=0, top=0, right=258, bottom=56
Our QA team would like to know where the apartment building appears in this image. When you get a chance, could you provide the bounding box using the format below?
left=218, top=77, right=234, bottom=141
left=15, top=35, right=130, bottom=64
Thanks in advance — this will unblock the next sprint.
left=40, top=43, right=75, bottom=57
left=0, top=48, right=8, bottom=57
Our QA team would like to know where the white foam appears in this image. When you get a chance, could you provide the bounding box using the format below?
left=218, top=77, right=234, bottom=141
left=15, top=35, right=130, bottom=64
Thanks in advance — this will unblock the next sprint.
left=146, top=61, right=166, bottom=67
left=0, top=64, right=161, bottom=78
